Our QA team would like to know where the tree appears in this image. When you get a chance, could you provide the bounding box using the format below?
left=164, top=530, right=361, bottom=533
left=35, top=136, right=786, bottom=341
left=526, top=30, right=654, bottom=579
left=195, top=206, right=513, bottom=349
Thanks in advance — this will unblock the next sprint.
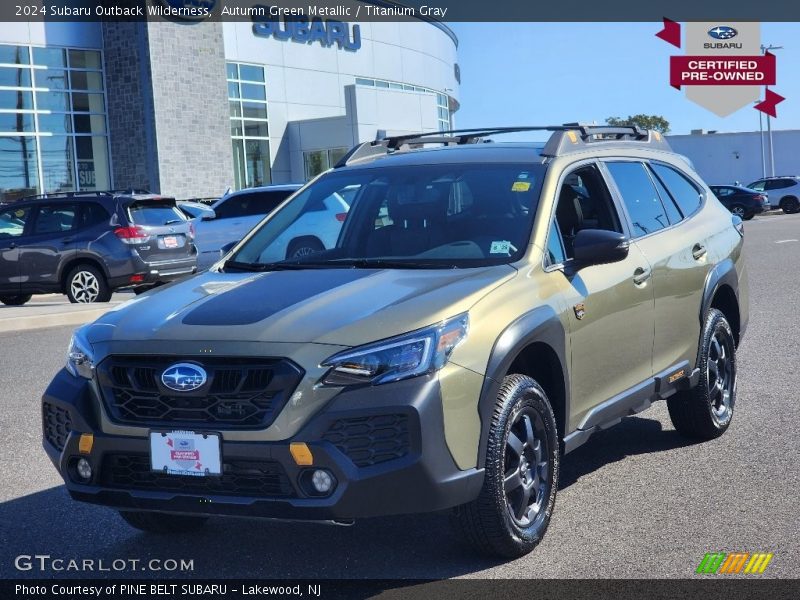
left=605, top=114, right=670, bottom=134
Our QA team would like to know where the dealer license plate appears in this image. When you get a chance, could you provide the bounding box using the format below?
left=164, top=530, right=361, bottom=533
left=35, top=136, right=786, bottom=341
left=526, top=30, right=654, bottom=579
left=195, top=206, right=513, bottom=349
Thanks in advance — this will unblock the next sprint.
left=149, top=430, right=221, bottom=477
left=163, top=235, right=178, bottom=248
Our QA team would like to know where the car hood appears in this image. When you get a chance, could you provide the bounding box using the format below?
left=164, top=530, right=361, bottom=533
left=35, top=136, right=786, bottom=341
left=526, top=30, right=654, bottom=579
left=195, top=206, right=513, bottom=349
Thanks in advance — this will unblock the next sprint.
left=89, top=266, right=517, bottom=347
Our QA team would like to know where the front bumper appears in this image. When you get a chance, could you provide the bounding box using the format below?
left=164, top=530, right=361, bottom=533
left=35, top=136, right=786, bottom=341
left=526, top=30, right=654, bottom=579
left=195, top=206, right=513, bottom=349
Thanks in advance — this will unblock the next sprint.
left=42, top=369, right=484, bottom=520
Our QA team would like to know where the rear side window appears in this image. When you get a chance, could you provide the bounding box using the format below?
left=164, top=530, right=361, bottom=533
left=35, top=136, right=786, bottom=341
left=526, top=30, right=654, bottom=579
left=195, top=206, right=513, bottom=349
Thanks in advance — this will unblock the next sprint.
left=764, top=178, right=794, bottom=190
left=606, top=161, right=669, bottom=238
left=79, top=202, right=109, bottom=229
left=128, top=202, right=185, bottom=226
left=33, top=204, right=77, bottom=234
left=650, top=163, right=702, bottom=217
left=646, top=165, right=683, bottom=224
left=215, top=191, right=290, bottom=219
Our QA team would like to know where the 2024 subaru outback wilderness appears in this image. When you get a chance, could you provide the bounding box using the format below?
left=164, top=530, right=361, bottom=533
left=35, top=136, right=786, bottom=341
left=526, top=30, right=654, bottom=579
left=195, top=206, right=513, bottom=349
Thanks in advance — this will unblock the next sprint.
left=43, top=125, right=748, bottom=558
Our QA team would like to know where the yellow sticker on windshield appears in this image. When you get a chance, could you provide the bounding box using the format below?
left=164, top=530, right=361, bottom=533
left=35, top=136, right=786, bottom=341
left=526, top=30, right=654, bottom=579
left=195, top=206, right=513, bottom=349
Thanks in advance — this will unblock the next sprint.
left=511, top=181, right=531, bottom=192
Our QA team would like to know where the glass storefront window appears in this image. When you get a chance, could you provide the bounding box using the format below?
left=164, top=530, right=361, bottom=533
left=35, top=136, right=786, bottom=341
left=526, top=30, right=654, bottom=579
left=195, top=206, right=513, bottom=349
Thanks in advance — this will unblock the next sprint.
left=32, top=47, right=66, bottom=68
left=68, top=49, right=102, bottom=70
left=0, top=45, right=29, bottom=65
left=0, top=44, right=110, bottom=199
left=228, top=62, right=270, bottom=190
left=0, top=136, right=38, bottom=202
left=303, top=147, right=348, bottom=181
left=0, top=112, right=34, bottom=133
left=0, top=67, right=31, bottom=88
left=39, top=135, right=75, bottom=192
left=0, top=89, right=33, bottom=111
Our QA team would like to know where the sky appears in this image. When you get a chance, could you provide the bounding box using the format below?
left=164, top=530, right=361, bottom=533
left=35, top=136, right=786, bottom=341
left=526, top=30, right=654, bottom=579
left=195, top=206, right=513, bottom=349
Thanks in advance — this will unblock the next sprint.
left=448, top=23, right=799, bottom=138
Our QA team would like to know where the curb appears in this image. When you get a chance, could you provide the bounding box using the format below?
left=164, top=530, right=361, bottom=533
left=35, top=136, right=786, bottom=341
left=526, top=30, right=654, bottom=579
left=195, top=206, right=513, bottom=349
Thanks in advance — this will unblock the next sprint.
left=0, top=307, right=114, bottom=335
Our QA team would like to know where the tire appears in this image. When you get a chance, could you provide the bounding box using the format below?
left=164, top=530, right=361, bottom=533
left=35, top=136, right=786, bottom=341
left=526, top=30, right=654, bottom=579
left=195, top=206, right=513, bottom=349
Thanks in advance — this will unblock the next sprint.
left=452, top=374, right=559, bottom=558
left=730, top=205, right=748, bottom=219
left=119, top=511, right=208, bottom=533
left=0, top=294, right=32, bottom=306
left=780, top=196, right=800, bottom=214
left=286, top=237, right=324, bottom=260
left=65, top=264, right=111, bottom=304
left=668, top=308, right=736, bottom=440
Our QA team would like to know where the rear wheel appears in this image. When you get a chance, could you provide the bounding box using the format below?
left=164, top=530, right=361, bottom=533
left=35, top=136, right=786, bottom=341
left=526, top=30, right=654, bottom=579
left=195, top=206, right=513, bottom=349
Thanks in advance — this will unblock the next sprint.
left=780, top=196, right=800, bottom=214
left=452, top=374, right=559, bottom=558
left=65, top=264, right=111, bottom=303
left=119, top=511, right=208, bottom=533
left=730, top=205, right=749, bottom=219
left=668, top=308, right=736, bottom=440
left=0, top=294, right=32, bottom=306
left=286, top=237, right=324, bottom=260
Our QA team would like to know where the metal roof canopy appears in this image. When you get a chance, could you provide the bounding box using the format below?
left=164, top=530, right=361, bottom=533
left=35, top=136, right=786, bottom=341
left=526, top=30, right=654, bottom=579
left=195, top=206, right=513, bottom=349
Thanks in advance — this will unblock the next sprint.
left=335, top=124, right=672, bottom=168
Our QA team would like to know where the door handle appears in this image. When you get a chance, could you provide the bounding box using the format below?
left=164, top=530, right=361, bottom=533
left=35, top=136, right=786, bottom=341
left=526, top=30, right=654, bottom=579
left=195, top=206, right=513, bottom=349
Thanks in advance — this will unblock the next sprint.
left=7, top=242, right=16, bottom=249
left=692, top=243, right=707, bottom=260
left=633, top=266, right=652, bottom=285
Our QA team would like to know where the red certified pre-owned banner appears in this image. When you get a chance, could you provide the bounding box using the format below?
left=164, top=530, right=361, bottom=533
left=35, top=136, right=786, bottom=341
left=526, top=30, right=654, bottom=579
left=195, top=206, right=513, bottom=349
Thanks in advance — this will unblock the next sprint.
left=670, top=54, right=776, bottom=88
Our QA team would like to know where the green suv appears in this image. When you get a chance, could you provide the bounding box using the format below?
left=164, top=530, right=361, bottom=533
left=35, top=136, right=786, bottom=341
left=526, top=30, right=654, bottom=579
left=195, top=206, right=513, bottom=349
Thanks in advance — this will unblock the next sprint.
left=42, top=125, right=748, bottom=557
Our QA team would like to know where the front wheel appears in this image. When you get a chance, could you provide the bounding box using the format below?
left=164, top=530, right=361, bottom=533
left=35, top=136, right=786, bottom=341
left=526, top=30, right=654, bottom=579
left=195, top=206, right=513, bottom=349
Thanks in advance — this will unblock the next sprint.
left=452, top=374, right=559, bottom=558
left=780, top=197, right=800, bottom=214
left=119, top=511, right=208, bottom=533
left=668, top=308, right=736, bottom=440
left=0, top=294, right=32, bottom=306
left=286, top=237, right=324, bottom=260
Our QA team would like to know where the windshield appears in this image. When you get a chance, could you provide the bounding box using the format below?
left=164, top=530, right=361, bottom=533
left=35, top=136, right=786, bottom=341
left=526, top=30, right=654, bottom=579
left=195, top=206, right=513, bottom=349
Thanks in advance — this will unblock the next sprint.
left=227, top=162, right=544, bottom=270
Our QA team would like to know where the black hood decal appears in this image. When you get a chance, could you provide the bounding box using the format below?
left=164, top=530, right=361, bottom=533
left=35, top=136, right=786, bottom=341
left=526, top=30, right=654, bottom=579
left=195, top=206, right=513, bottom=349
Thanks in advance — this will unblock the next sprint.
left=182, top=269, right=375, bottom=326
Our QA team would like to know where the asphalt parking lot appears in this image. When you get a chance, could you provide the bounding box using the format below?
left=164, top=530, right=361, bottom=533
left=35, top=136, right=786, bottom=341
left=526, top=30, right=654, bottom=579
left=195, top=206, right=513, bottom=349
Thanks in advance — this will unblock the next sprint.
left=0, top=214, right=798, bottom=580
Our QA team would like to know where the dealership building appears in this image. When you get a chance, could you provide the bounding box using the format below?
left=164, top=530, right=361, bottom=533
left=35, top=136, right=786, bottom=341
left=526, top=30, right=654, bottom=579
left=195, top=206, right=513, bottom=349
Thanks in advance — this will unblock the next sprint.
left=0, top=12, right=459, bottom=202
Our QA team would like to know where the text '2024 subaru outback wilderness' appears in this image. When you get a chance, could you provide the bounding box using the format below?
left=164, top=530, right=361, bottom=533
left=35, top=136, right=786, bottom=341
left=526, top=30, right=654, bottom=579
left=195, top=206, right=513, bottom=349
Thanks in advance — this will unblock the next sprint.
left=43, top=125, right=748, bottom=557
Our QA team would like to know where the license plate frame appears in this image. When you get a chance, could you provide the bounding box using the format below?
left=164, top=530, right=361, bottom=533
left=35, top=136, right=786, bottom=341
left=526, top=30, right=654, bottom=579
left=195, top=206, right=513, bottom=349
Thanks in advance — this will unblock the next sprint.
left=163, top=235, right=178, bottom=248
left=149, top=430, right=222, bottom=477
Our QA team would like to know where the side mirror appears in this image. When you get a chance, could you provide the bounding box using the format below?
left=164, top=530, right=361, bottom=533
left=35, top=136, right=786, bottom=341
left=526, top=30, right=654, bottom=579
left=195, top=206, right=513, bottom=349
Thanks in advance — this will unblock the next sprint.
left=201, top=210, right=216, bottom=221
left=572, top=229, right=629, bottom=267
left=219, top=240, right=239, bottom=257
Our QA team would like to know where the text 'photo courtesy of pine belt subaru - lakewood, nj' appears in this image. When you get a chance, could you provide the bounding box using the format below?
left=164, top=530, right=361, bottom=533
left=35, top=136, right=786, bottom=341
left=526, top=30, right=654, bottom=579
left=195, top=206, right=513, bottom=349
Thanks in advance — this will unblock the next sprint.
left=42, top=125, right=748, bottom=558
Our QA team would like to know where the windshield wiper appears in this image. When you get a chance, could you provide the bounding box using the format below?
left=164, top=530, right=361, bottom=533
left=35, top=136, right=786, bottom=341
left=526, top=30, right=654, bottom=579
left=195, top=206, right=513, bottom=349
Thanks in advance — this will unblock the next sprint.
left=222, top=260, right=321, bottom=272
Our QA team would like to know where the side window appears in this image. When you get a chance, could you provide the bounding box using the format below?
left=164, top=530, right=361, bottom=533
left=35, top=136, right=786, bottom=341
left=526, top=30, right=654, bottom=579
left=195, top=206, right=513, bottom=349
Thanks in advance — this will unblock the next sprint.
left=555, top=164, right=622, bottom=259
left=0, top=205, right=31, bottom=238
left=243, top=191, right=290, bottom=216
left=712, top=187, right=731, bottom=197
left=646, top=164, right=683, bottom=224
left=764, top=179, right=791, bottom=191
left=606, top=161, right=669, bottom=238
left=650, top=163, right=702, bottom=217
left=213, top=196, right=248, bottom=220
left=749, top=180, right=766, bottom=192
left=79, top=202, right=110, bottom=229
left=546, top=219, right=566, bottom=266
left=33, top=204, right=77, bottom=235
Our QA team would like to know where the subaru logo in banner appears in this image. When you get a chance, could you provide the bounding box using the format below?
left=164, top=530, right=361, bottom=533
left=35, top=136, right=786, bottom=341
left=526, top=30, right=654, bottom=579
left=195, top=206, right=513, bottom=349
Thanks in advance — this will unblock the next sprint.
left=708, top=26, right=738, bottom=40
left=161, top=363, right=207, bottom=392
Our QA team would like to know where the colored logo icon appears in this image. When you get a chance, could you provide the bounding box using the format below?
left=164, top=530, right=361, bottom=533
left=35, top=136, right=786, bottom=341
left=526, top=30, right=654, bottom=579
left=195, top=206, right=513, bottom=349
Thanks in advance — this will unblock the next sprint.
left=696, top=552, right=774, bottom=574
left=161, top=363, right=207, bottom=392
left=708, top=26, right=738, bottom=40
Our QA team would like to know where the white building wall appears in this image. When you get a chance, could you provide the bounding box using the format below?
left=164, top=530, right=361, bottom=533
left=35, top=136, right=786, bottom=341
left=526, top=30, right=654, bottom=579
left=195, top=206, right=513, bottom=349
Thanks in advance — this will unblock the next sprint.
left=0, top=22, right=103, bottom=49
left=668, top=130, right=800, bottom=186
left=222, top=19, right=459, bottom=182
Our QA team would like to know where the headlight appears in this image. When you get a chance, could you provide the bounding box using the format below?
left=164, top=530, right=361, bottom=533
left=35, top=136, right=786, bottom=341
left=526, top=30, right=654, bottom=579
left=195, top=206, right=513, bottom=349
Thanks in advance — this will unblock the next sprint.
left=321, top=313, right=468, bottom=386
left=66, top=328, right=94, bottom=379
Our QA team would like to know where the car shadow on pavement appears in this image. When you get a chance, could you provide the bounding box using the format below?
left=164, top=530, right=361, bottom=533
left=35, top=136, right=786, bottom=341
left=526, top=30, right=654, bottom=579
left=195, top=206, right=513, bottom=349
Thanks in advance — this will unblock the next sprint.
left=1, top=417, right=697, bottom=582
left=558, top=415, right=700, bottom=489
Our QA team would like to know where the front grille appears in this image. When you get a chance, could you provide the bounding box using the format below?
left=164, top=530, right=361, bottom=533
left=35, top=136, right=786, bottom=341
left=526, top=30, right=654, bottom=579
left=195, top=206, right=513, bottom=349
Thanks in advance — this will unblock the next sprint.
left=43, top=402, right=72, bottom=451
left=97, top=356, right=303, bottom=429
left=100, top=454, right=294, bottom=498
left=323, top=414, right=410, bottom=467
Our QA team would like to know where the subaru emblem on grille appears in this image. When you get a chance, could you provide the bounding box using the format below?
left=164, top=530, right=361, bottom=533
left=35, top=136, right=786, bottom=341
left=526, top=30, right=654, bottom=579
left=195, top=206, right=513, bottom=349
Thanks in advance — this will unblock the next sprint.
left=161, top=363, right=207, bottom=392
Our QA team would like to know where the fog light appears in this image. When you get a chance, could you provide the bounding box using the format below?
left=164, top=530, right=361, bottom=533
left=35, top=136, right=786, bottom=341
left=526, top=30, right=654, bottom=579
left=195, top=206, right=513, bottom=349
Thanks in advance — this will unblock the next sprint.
left=76, top=458, right=92, bottom=482
left=311, top=469, right=334, bottom=494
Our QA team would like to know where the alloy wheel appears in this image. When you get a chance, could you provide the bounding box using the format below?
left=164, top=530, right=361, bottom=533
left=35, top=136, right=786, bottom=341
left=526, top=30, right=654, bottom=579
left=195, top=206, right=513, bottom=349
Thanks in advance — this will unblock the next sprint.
left=707, top=330, right=734, bottom=423
left=70, top=271, right=100, bottom=303
left=731, top=206, right=746, bottom=218
left=504, top=408, right=550, bottom=527
left=292, top=246, right=317, bottom=258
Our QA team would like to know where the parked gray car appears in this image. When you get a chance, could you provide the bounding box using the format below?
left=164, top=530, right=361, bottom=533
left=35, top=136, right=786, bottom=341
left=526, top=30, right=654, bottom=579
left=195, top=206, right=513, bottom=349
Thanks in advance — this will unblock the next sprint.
left=0, top=190, right=197, bottom=305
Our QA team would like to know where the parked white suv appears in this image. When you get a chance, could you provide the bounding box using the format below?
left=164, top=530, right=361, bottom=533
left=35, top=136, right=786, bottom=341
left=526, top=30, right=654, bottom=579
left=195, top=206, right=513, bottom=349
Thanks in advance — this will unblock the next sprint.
left=193, top=185, right=301, bottom=269
left=747, top=176, right=800, bottom=214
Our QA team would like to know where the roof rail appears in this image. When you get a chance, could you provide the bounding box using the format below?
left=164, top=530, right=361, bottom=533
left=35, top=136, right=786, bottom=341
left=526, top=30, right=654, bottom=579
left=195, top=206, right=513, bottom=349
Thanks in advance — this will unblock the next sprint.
left=334, top=124, right=671, bottom=168
left=17, top=189, right=152, bottom=202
